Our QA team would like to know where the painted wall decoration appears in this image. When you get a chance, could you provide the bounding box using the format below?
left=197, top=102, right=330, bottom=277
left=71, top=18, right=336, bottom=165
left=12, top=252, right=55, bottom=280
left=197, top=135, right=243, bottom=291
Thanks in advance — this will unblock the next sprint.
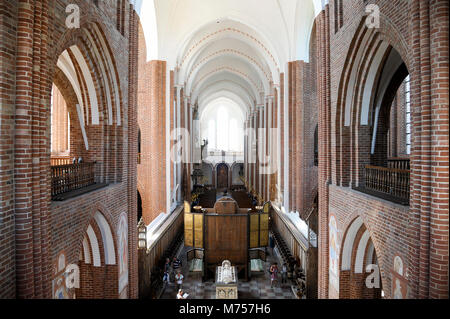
left=391, top=255, right=407, bottom=299
left=393, top=256, right=403, bottom=276
left=52, top=252, right=71, bottom=299
left=329, top=213, right=340, bottom=298
left=117, top=212, right=128, bottom=296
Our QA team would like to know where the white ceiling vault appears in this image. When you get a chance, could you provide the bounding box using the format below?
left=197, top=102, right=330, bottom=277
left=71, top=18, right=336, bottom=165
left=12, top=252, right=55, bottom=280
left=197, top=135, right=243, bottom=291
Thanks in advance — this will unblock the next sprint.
left=134, top=0, right=328, bottom=115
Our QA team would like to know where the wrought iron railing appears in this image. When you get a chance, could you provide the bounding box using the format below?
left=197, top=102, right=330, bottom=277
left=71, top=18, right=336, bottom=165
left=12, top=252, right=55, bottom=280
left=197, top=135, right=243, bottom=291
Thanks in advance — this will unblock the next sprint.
left=51, top=162, right=96, bottom=199
left=364, top=165, right=410, bottom=203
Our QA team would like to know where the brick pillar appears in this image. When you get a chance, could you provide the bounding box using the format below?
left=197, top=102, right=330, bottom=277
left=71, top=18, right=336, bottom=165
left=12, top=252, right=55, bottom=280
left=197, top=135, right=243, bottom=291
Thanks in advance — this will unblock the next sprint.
left=127, top=6, right=139, bottom=299
left=288, top=62, right=295, bottom=211
left=137, top=59, right=167, bottom=225
left=428, top=0, right=449, bottom=299
left=169, top=72, right=175, bottom=196
left=316, top=5, right=331, bottom=299
left=14, top=0, right=51, bottom=298
left=270, top=90, right=278, bottom=202
left=183, top=95, right=191, bottom=202
left=0, top=0, right=18, bottom=299
left=295, top=61, right=306, bottom=216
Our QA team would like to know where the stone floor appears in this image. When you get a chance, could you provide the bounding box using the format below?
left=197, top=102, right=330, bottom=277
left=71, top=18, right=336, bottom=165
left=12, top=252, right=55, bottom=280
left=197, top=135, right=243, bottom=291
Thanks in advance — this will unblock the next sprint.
left=160, top=246, right=295, bottom=299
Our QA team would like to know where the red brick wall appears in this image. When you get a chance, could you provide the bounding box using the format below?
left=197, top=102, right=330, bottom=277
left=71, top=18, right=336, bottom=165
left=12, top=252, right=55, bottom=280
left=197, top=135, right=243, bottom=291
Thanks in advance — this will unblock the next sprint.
left=316, top=0, right=448, bottom=299
left=0, top=0, right=139, bottom=299
left=0, top=0, right=18, bottom=299
left=137, top=24, right=167, bottom=225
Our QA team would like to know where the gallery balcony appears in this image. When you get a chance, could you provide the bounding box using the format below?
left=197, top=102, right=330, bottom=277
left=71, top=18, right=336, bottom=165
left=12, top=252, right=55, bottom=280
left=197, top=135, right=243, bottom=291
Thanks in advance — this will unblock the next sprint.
left=51, top=160, right=108, bottom=201
left=354, top=159, right=410, bottom=206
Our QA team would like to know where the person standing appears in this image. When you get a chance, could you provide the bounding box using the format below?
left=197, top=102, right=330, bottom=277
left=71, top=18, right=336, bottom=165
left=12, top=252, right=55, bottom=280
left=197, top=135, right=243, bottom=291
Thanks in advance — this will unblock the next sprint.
left=172, top=256, right=182, bottom=281
left=270, top=263, right=279, bottom=288
left=163, top=258, right=171, bottom=284
left=175, top=271, right=184, bottom=291
left=281, top=263, right=288, bottom=286
left=269, top=234, right=275, bottom=256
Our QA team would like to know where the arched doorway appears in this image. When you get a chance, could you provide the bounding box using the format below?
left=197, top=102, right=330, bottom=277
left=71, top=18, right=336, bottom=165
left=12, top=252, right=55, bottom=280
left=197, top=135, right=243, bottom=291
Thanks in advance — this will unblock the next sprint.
left=338, top=216, right=382, bottom=299
left=216, top=163, right=229, bottom=189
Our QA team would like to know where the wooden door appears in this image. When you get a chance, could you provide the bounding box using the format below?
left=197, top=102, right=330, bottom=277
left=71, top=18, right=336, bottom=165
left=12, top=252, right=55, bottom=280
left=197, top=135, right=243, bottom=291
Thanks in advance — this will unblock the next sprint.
left=217, top=164, right=228, bottom=189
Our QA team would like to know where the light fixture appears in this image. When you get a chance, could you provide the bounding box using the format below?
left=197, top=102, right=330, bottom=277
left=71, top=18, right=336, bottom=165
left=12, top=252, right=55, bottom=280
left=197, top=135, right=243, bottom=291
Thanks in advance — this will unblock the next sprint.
left=138, top=217, right=147, bottom=249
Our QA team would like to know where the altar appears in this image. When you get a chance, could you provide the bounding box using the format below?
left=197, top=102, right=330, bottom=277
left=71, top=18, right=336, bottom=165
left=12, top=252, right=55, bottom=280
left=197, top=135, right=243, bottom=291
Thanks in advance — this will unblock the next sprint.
left=215, top=260, right=238, bottom=299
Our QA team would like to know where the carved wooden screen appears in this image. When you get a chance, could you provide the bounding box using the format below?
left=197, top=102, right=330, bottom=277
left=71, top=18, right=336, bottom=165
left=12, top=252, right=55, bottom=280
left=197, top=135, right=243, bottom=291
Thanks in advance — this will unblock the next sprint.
left=205, top=214, right=247, bottom=266
left=249, top=212, right=269, bottom=248
left=184, top=211, right=204, bottom=248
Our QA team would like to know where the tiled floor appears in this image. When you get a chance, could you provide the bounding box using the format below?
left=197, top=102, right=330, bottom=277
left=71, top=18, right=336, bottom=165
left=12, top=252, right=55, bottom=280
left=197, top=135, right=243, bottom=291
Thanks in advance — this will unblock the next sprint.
left=160, top=246, right=295, bottom=299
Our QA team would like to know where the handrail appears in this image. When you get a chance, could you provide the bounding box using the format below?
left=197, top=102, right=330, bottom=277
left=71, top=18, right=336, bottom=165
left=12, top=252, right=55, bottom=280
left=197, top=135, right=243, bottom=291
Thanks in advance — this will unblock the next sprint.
left=387, top=158, right=410, bottom=170
left=271, top=204, right=310, bottom=250
left=50, top=155, right=72, bottom=166
left=51, top=162, right=96, bottom=198
left=364, top=165, right=410, bottom=202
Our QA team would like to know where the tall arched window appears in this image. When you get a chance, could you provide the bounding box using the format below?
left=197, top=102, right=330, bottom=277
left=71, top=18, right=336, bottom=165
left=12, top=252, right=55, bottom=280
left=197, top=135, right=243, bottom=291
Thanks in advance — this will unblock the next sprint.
left=50, top=84, right=70, bottom=155
left=229, top=118, right=238, bottom=151
left=200, top=99, right=245, bottom=153
left=208, top=119, right=216, bottom=149
left=217, top=107, right=229, bottom=151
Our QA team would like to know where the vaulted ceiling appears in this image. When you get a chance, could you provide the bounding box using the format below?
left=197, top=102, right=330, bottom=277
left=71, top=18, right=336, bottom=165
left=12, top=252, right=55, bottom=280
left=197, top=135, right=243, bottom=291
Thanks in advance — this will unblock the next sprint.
left=135, top=0, right=327, bottom=116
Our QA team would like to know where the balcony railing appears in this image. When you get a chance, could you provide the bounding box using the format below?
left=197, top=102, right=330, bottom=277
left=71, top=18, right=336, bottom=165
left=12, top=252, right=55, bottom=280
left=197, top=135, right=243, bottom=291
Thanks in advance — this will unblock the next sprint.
left=51, top=162, right=96, bottom=200
left=363, top=165, right=410, bottom=204
left=50, top=155, right=72, bottom=166
left=387, top=158, right=410, bottom=170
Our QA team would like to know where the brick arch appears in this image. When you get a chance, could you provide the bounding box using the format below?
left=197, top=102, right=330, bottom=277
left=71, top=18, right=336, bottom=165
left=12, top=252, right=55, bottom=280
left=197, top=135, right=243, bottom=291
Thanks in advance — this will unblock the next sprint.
left=338, top=215, right=384, bottom=299
left=52, top=67, right=88, bottom=159
left=201, top=161, right=214, bottom=186
left=49, top=20, right=125, bottom=184
left=76, top=203, right=119, bottom=265
left=75, top=205, right=120, bottom=299
left=334, top=16, right=410, bottom=187
left=230, top=161, right=244, bottom=186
